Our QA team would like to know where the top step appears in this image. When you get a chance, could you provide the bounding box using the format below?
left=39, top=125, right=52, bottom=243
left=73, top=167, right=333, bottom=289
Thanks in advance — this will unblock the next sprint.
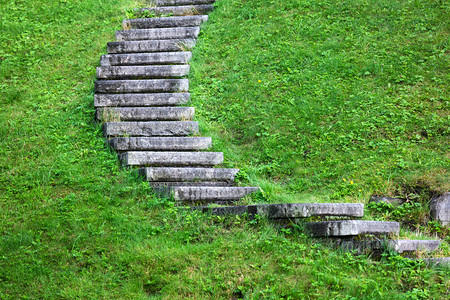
left=138, top=5, right=214, bottom=17
left=123, top=15, right=208, bottom=29
left=151, top=0, right=215, bottom=6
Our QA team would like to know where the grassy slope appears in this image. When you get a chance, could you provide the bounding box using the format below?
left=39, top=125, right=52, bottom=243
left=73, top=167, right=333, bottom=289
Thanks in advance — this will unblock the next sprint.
left=191, top=0, right=449, bottom=205
left=0, top=0, right=449, bottom=298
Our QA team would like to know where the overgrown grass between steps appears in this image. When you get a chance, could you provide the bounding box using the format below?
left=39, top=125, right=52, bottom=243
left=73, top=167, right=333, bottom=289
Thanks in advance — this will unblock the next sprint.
left=0, top=0, right=449, bottom=298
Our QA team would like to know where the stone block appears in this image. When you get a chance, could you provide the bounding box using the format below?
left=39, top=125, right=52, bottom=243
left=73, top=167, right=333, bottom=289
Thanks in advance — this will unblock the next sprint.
left=339, top=239, right=440, bottom=254
left=96, top=65, right=190, bottom=79
left=422, top=257, right=450, bottom=268
left=149, top=181, right=232, bottom=187
left=153, top=0, right=215, bottom=6
left=95, top=79, right=188, bottom=93
left=107, top=39, right=196, bottom=54
left=97, top=107, right=194, bottom=121
left=103, top=121, right=198, bottom=137
left=94, top=93, right=190, bottom=107
left=172, top=186, right=259, bottom=201
left=388, top=240, right=441, bottom=253
left=116, top=27, right=200, bottom=41
left=100, top=52, right=192, bottom=66
left=109, top=137, right=211, bottom=151
left=138, top=5, right=214, bottom=16
left=306, top=220, right=400, bottom=237
left=139, top=167, right=239, bottom=182
left=369, top=196, right=405, bottom=205
left=123, top=15, right=208, bottom=29
left=430, top=192, right=450, bottom=226
left=119, top=151, right=224, bottom=166
left=192, top=203, right=364, bottom=218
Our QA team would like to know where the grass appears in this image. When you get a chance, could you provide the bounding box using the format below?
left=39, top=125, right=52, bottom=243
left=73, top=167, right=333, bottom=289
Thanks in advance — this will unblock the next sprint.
left=0, top=0, right=449, bottom=298
left=190, top=0, right=449, bottom=205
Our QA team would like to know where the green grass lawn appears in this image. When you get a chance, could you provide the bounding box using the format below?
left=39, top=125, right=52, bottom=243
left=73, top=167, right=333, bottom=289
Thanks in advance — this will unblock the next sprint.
left=191, top=0, right=449, bottom=205
left=0, top=0, right=449, bottom=298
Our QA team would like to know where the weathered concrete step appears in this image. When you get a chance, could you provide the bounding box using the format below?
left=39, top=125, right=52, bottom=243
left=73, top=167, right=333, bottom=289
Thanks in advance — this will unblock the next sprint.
left=100, top=52, right=192, bottom=66
left=388, top=240, right=441, bottom=253
left=152, top=0, right=215, bottom=6
left=103, top=121, right=198, bottom=137
left=306, top=220, right=400, bottom=237
left=116, top=27, right=200, bottom=41
left=108, top=39, right=196, bottom=54
left=139, top=167, right=239, bottom=182
left=97, top=107, right=194, bottom=121
left=95, top=79, right=188, bottom=93
left=172, top=186, right=259, bottom=202
left=94, top=93, right=190, bottom=107
left=150, top=181, right=232, bottom=187
left=119, top=151, right=224, bottom=166
left=123, top=15, right=208, bottom=29
left=339, top=239, right=441, bottom=254
left=96, top=65, right=190, bottom=79
left=109, top=137, right=211, bottom=151
left=194, top=203, right=364, bottom=218
left=139, top=5, right=214, bottom=16
left=422, top=257, right=450, bottom=268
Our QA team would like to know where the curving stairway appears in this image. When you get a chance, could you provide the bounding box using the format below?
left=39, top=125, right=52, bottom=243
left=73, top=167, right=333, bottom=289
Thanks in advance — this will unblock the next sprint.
left=93, top=0, right=444, bottom=260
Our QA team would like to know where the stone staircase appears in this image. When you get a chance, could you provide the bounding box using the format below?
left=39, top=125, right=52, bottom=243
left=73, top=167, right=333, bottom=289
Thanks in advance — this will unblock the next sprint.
left=94, top=0, right=444, bottom=259
left=94, top=1, right=258, bottom=204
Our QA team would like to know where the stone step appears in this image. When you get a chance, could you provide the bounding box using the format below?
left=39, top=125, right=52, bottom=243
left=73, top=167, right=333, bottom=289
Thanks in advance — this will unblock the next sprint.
left=94, top=93, right=190, bottom=107
left=422, top=257, right=450, bottom=268
left=100, top=52, right=192, bottom=66
left=150, top=181, right=233, bottom=187
left=116, top=27, right=200, bottom=41
left=119, top=151, right=224, bottom=167
left=193, top=203, right=365, bottom=219
left=306, top=220, right=400, bottom=237
left=339, top=240, right=441, bottom=254
left=96, top=65, right=190, bottom=79
left=123, top=15, right=208, bottom=29
left=96, top=107, right=194, bottom=121
left=139, top=167, right=239, bottom=183
left=172, top=186, right=259, bottom=202
left=152, top=0, right=215, bottom=6
left=388, top=239, right=441, bottom=253
left=103, top=121, right=198, bottom=137
left=138, top=5, right=214, bottom=16
left=108, top=39, right=196, bottom=54
left=95, top=79, right=188, bottom=93
left=108, top=137, right=211, bottom=151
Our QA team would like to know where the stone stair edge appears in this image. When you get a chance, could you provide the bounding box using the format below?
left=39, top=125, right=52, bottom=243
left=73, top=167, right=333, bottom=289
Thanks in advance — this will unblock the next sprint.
left=94, top=93, right=191, bottom=107
left=151, top=0, right=216, bottom=6
left=137, top=5, right=214, bottom=17
left=107, top=39, right=197, bottom=54
left=119, top=151, right=224, bottom=167
left=306, top=220, right=400, bottom=237
left=115, top=27, right=200, bottom=42
left=96, top=65, right=190, bottom=79
left=123, top=15, right=209, bottom=29
left=191, top=202, right=365, bottom=218
left=108, top=136, right=211, bottom=151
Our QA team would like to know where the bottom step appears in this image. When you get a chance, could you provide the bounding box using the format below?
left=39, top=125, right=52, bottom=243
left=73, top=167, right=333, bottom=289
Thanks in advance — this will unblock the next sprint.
left=307, top=220, right=400, bottom=237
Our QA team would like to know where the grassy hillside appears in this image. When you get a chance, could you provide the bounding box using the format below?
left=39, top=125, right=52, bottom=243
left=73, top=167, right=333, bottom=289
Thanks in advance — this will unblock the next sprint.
left=191, top=0, right=449, bottom=205
left=1, top=0, right=449, bottom=298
